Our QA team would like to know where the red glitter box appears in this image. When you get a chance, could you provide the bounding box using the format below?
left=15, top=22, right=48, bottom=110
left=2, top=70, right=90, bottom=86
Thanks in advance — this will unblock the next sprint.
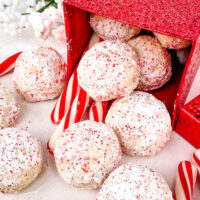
left=175, top=95, right=200, bottom=148
left=62, top=0, right=200, bottom=146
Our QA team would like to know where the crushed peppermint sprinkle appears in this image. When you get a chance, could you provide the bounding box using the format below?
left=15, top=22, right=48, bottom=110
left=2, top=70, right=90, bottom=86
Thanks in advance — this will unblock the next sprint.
left=0, top=86, right=19, bottom=129
left=97, top=162, right=173, bottom=200
left=54, top=120, right=122, bottom=189
left=20, top=120, right=32, bottom=132
left=105, top=91, right=172, bottom=156
left=0, top=128, right=43, bottom=193
left=128, top=35, right=172, bottom=91
left=153, top=32, right=192, bottom=50
left=13, top=46, right=67, bottom=102
left=77, top=40, right=140, bottom=101
left=89, top=14, right=141, bottom=41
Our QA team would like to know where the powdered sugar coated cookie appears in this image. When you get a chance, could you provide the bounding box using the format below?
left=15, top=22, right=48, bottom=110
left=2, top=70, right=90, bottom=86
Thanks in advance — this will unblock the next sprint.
left=97, top=162, right=173, bottom=200
left=13, top=46, right=67, bottom=102
left=0, top=128, right=43, bottom=193
left=105, top=91, right=172, bottom=156
left=128, top=35, right=172, bottom=91
left=89, top=14, right=141, bottom=41
left=177, top=47, right=191, bottom=64
left=153, top=32, right=191, bottom=50
left=0, top=86, right=19, bottom=129
left=77, top=40, right=140, bottom=101
left=54, top=120, right=122, bottom=189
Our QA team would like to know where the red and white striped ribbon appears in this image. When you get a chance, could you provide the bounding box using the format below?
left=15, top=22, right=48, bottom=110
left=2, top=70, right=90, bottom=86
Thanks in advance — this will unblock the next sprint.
left=51, top=33, right=101, bottom=124
left=88, top=101, right=108, bottom=122
left=174, top=161, right=197, bottom=200
left=0, top=52, right=22, bottom=76
left=192, top=149, right=200, bottom=177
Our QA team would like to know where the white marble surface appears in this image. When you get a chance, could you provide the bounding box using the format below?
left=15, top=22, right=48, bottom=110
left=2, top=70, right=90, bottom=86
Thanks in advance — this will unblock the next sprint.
left=0, top=30, right=200, bottom=200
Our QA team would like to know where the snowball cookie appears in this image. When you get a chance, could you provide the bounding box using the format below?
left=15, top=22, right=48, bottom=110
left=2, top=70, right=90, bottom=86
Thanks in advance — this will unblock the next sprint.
left=153, top=32, right=192, bottom=50
left=105, top=91, right=172, bottom=156
left=0, top=128, right=43, bottom=193
left=89, top=14, right=141, bottom=41
left=77, top=40, right=140, bottom=101
left=177, top=47, right=191, bottom=64
left=97, top=162, right=173, bottom=200
left=54, top=120, right=122, bottom=189
left=13, top=46, right=67, bottom=102
left=128, top=35, right=172, bottom=91
left=0, top=86, right=19, bottom=129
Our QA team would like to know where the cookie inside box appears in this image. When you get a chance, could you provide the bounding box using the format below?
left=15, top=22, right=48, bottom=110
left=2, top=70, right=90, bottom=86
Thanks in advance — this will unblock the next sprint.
left=63, top=1, right=200, bottom=128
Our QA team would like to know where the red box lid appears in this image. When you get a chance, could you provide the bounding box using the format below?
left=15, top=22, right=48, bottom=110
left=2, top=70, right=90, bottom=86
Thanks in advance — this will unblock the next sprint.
left=64, top=0, right=200, bottom=41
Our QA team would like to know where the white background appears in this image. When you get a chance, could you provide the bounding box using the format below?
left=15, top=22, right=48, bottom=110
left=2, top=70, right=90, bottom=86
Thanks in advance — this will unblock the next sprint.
left=0, top=29, right=200, bottom=200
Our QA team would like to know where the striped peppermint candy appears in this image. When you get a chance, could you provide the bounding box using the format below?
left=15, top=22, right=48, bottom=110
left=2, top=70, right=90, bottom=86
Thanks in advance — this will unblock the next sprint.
left=174, top=161, right=197, bottom=200
left=88, top=101, right=108, bottom=122
left=51, top=68, right=80, bottom=124
left=63, top=88, right=92, bottom=130
left=51, top=33, right=101, bottom=124
left=192, top=149, right=200, bottom=177
left=48, top=88, right=92, bottom=153
left=0, top=52, right=22, bottom=76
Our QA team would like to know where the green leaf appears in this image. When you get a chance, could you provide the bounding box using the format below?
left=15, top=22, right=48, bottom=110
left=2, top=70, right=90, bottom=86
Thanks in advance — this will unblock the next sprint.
left=37, top=0, right=57, bottom=13
left=51, top=2, right=58, bottom=8
left=22, top=12, right=30, bottom=15
left=21, top=0, right=58, bottom=16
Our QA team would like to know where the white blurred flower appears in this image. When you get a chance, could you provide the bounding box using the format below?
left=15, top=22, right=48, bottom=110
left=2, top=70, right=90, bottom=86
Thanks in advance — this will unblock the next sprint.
left=52, top=25, right=66, bottom=42
left=54, top=0, right=63, bottom=4
left=0, top=0, right=66, bottom=42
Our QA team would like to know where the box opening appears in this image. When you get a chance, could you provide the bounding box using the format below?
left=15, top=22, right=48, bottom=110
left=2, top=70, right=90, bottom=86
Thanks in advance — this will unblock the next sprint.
left=63, top=2, right=200, bottom=128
